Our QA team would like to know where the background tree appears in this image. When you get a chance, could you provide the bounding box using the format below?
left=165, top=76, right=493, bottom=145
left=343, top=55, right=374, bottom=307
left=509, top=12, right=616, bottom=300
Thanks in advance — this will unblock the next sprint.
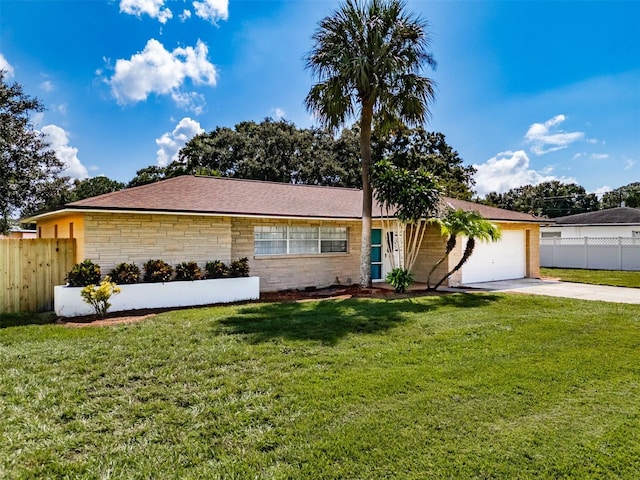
left=427, top=209, right=501, bottom=290
left=601, top=182, right=640, bottom=209
left=178, top=119, right=362, bottom=187
left=305, top=0, right=436, bottom=287
left=71, top=176, right=125, bottom=201
left=482, top=181, right=599, bottom=218
left=0, top=71, right=67, bottom=234
left=375, top=127, right=475, bottom=200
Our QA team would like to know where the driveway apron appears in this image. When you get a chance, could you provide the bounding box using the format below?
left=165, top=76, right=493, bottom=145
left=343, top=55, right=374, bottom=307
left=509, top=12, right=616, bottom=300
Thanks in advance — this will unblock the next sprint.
left=461, top=278, right=640, bottom=304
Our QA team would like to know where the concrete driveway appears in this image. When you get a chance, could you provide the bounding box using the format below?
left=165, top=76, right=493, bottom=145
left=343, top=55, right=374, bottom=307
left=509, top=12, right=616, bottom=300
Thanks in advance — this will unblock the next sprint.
left=461, top=278, right=640, bottom=304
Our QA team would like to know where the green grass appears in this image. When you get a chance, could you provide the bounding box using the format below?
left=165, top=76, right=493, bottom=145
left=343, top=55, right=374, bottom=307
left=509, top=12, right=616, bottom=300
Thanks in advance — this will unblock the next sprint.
left=541, top=267, right=640, bottom=288
left=1, top=294, right=639, bottom=479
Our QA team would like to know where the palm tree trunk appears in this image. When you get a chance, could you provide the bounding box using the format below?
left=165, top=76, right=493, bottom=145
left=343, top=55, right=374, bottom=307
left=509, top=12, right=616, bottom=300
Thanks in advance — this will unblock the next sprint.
left=359, top=101, right=374, bottom=288
left=432, top=237, right=476, bottom=290
left=426, top=235, right=456, bottom=289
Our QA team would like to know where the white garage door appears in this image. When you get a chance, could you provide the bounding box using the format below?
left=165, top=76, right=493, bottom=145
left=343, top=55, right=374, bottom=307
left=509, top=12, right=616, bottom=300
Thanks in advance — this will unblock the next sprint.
left=461, top=230, right=526, bottom=284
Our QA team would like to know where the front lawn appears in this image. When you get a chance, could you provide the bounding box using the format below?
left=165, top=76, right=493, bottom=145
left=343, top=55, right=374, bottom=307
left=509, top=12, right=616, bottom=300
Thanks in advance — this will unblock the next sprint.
left=1, top=294, right=639, bottom=478
left=541, top=267, right=640, bottom=288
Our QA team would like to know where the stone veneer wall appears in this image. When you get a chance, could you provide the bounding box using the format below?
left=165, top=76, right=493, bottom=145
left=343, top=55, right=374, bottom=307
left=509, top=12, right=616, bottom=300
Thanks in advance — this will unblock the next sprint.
left=82, top=212, right=232, bottom=274
left=409, top=224, right=450, bottom=286
left=231, top=217, right=362, bottom=292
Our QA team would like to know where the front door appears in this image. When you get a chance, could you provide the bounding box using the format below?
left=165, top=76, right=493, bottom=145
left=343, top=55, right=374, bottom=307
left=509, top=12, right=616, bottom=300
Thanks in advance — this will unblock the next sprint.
left=371, top=229, right=383, bottom=281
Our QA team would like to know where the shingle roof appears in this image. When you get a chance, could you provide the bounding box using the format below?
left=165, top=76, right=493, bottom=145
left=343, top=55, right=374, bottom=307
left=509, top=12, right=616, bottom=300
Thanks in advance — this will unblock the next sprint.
left=552, top=207, right=640, bottom=225
left=49, top=175, right=540, bottom=223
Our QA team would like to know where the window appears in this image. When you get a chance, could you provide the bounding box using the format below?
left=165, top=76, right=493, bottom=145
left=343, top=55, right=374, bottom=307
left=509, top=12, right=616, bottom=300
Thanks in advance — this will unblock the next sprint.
left=541, top=231, right=561, bottom=238
left=254, top=226, right=348, bottom=255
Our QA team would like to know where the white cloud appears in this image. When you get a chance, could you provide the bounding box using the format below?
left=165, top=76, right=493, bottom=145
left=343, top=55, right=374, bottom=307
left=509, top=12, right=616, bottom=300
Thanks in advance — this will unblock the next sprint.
left=473, top=150, right=576, bottom=197
left=590, top=153, right=609, bottom=160
left=56, top=103, right=68, bottom=115
left=272, top=107, right=285, bottom=119
left=524, top=114, right=584, bottom=156
left=0, top=53, right=14, bottom=77
left=572, top=153, right=584, bottom=160
left=155, top=117, right=204, bottom=166
left=624, top=157, right=637, bottom=171
left=109, top=39, right=217, bottom=106
left=193, top=0, right=228, bottom=24
left=180, top=9, right=192, bottom=21
left=41, top=125, right=89, bottom=180
left=593, top=185, right=612, bottom=197
left=171, top=91, right=206, bottom=115
left=40, top=80, right=55, bottom=92
left=119, top=0, right=173, bottom=23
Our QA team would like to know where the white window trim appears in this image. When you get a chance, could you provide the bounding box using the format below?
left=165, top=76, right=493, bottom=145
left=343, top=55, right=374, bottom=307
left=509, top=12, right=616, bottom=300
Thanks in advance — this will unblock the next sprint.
left=254, top=226, right=348, bottom=256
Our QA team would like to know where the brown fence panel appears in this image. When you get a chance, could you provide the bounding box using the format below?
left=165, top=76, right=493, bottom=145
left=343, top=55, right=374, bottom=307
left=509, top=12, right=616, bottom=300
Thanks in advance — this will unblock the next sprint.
left=0, top=239, right=76, bottom=313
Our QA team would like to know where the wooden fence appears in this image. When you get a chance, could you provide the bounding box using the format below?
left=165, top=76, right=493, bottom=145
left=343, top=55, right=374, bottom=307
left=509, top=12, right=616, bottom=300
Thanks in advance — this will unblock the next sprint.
left=1, top=239, right=76, bottom=313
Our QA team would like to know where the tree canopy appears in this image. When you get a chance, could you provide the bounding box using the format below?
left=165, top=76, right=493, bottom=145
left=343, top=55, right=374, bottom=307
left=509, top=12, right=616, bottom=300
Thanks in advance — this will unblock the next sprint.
left=601, top=182, right=640, bottom=209
left=374, top=128, right=475, bottom=200
left=177, top=119, right=361, bottom=188
left=482, top=181, right=600, bottom=218
left=0, top=71, right=67, bottom=234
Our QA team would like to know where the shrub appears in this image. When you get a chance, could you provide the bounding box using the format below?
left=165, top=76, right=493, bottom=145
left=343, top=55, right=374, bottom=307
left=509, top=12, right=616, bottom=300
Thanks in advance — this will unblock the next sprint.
left=386, top=268, right=414, bottom=293
left=205, top=260, right=229, bottom=279
left=143, top=259, right=173, bottom=283
left=80, top=276, right=121, bottom=317
left=66, top=259, right=101, bottom=287
left=109, top=262, right=140, bottom=285
left=229, top=257, right=250, bottom=277
left=175, top=261, right=203, bottom=281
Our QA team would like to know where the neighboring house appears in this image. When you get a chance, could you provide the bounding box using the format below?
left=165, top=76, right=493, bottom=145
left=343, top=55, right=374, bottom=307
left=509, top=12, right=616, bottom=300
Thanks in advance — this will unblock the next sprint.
left=24, top=175, right=541, bottom=291
left=540, top=207, right=640, bottom=238
left=540, top=207, right=640, bottom=271
left=0, top=228, right=37, bottom=239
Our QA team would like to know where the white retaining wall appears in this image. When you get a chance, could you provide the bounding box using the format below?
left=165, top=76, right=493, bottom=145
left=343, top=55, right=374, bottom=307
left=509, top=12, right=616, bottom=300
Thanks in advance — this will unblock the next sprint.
left=55, top=277, right=260, bottom=317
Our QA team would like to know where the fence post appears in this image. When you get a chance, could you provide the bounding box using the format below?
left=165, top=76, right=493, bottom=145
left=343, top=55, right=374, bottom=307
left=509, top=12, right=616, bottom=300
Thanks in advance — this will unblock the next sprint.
left=584, top=237, right=589, bottom=269
left=618, top=237, right=623, bottom=270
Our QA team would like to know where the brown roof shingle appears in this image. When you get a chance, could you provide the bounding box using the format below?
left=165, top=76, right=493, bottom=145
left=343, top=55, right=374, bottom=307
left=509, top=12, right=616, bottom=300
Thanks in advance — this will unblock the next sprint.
left=59, top=175, right=540, bottom=223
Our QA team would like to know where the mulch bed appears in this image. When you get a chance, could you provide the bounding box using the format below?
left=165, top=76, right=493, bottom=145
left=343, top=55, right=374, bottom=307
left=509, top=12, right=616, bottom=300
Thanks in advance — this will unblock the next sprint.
left=57, top=284, right=446, bottom=327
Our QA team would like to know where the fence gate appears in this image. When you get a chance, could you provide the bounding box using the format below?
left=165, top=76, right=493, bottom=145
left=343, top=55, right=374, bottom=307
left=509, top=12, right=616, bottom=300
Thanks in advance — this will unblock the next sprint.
left=1, top=239, right=76, bottom=314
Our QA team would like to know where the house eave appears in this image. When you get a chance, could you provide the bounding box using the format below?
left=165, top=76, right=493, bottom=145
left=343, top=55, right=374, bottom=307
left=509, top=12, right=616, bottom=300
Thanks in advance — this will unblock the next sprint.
left=23, top=207, right=364, bottom=223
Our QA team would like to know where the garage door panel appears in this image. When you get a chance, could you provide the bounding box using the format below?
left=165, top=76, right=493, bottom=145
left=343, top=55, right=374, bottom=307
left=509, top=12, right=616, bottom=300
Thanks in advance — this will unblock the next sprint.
left=461, top=230, right=526, bottom=284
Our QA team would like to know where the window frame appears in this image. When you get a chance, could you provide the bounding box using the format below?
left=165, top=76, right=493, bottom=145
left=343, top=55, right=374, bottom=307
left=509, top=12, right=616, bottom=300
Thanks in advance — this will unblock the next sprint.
left=254, top=226, right=348, bottom=256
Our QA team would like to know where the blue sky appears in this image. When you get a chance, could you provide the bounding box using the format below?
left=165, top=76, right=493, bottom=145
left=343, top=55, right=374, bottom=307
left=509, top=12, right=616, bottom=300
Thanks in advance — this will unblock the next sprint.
left=1, top=0, right=638, bottom=197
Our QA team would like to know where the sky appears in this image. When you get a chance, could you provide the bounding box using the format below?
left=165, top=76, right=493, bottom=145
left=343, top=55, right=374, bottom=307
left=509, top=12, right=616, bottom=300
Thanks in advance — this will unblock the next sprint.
left=1, top=0, right=638, bottom=197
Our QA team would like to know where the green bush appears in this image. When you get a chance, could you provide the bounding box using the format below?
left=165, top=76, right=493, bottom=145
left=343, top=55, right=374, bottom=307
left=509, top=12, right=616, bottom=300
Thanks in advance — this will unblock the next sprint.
left=143, top=259, right=173, bottom=283
left=108, top=262, right=140, bottom=285
left=205, top=260, right=229, bottom=279
left=175, top=261, right=203, bottom=281
left=386, top=268, right=414, bottom=293
left=66, top=259, right=101, bottom=287
left=229, top=257, right=250, bottom=277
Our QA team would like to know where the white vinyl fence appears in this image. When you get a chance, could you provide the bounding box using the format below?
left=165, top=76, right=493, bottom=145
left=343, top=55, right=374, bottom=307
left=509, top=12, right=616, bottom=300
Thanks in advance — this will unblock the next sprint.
left=541, top=237, right=640, bottom=271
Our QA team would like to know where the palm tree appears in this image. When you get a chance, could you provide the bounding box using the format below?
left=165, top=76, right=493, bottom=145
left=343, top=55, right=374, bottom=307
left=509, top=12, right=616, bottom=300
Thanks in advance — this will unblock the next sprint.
left=427, top=209, right=501, bottom=290
left=305, top=0, right=436, bottom=287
